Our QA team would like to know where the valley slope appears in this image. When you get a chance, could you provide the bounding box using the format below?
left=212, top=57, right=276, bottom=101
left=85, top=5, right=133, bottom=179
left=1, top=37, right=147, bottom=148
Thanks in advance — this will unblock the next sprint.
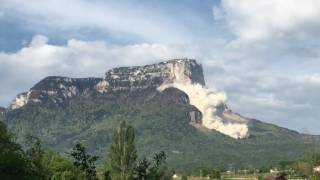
left=2, top=59, right=319, bottom=170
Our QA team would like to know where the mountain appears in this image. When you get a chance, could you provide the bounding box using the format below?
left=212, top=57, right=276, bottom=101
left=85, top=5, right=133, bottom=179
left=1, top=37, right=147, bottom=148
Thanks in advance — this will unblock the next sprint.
left=0, top=107, right=5, bottom=115
left=2, top=59, right=320, bottom=171
left=0, top=107, right=5, bottom=122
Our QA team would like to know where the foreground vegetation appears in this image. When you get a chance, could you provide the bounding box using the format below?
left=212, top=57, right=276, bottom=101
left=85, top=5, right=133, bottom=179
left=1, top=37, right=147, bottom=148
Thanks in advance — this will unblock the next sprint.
left=4, top=88, right=320, bottom=171
left=0, top=120, right=172, bottom=179
left=1, top=118, right=320, bottom=180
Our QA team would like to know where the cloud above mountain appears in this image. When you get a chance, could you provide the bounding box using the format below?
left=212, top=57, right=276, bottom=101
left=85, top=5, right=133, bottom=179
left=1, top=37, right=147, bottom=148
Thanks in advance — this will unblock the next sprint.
left=214, top=0, right=320, bottom=43
left=0, top=35, right=185, bottom=106
left=0, top=0, right=216, bottom=45
left=1, top=0, right=320, bottom=134
left=1, top=34, right=320, bottom=134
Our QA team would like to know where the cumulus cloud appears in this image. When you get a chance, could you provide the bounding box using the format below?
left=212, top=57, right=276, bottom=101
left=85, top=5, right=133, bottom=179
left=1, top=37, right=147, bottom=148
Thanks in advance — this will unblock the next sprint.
left=1, top=34, right=320, bottom=135
left=2, top=0, right=320, bottom=135
left=213, top=72, right=320, bottom=134
left=0, top=35, right=187, bottom=106
left=0, top=0, right=204, bottom=44
left=29, top=35, right=49, bottom=47
left=209, top=0, right=320, bottom=134
left=214, top=0, right=320, bottom=42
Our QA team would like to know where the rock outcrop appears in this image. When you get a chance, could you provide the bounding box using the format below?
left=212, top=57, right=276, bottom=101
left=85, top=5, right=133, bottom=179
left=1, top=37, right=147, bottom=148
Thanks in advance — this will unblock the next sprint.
left=9, top=76, right=102, bottom=110
left=104, top=59, right=205, bottom=91
left=7, top=58, right=250, bottom=138
left=9, top=59, right=205, bottom=110
left=0, top=107, right=5, bottom=116
left=3, top=59, right=320, bottom=168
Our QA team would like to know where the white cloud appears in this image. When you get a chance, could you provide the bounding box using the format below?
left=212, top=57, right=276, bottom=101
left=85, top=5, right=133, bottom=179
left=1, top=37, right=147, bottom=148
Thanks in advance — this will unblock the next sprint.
left=0, top=0, right=196, bottom=43
left=1, top=34, right=320, bottom=135
left=215, top=72, right=320, bottom=134
left=29, top=35, right=49, bottom=47
left=0, top=35, right=188, bottom=106
left=214, top=0, right=320, bottom=42
left=1, top=0, right=320, bottom=135
left=0, top=36, right=181, bottom=76
left=209, top=2, right=320, bottom=134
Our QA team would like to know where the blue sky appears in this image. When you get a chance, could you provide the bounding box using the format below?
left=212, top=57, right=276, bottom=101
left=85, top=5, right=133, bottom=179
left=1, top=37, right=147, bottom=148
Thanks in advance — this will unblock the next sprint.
left=1, top=0, right=320, bottom=134
left=0, top=0, right=223, bottom=50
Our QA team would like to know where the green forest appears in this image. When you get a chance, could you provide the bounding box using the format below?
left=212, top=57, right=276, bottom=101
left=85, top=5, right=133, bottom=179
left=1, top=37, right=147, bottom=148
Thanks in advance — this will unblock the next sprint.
left=4, top=88, right=320, bottom=171
left=2, top=119, right=320, bottom=180
left=0, top=120, right=174, bottom=180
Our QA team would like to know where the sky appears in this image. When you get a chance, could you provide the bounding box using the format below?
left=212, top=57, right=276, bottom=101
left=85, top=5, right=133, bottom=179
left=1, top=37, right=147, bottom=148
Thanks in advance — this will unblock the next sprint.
left=0, top=0, right=320, bottom=134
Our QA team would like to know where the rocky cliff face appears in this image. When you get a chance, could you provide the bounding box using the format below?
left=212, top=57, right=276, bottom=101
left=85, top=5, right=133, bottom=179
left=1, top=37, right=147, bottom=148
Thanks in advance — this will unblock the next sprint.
left=104, top=59, right=205, bottom=91
left=7, top=58, right=250, bottom=138
left=4, top=59, right=319, bottom=168
left=9, top=76, right=102, bottom=110
left=9, top=59, right=205, bottom=110
left=0, top=107, right=5, bottom=116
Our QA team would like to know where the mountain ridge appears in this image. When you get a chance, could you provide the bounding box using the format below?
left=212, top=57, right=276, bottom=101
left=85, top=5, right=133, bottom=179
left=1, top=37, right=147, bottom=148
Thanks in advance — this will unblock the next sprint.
left=2, top=59, right=320, bottom=170
left=7, top=59, right=204, bottom=109
left=6, top=59, right=250, bottom=139
left=0, top=107, right=5, bottom=116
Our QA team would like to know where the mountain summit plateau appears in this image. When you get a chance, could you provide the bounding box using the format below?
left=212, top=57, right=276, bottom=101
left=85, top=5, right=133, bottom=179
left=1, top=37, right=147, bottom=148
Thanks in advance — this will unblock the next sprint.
left=2, top=59, right=319, bottom=170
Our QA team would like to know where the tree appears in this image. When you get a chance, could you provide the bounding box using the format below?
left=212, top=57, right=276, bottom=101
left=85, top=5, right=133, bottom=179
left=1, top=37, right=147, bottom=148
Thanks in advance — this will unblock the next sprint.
left=311, top=172, right=320, bottom=180
left=70, top=143, right=99, bottom=180
left=103, top=170, right=112, bottom=180
left=0, top=122, right=31, bottom=179
left=279, top=161, right=294, bottom=170
left=295, top=161, right=312, bottom=178
left=109, top=121, right=137, bottom=180
left=44, top=151, right=85, bottom=180
left=134, top=151, right=169, bottom=180
left=302, top=152, right=320, bottom=166
left=275, top=173, right=287, bottom=180
left=148, top=151, right=167, bottom=179
left=181, top=174, right=188, bottom=180
left=0, top=121, right=34, bottom=180
left=209, top=169, right=221, bottom=179
left=25, top=135, right=47, bottom=179
left=134, top=158, right=150, bottom=180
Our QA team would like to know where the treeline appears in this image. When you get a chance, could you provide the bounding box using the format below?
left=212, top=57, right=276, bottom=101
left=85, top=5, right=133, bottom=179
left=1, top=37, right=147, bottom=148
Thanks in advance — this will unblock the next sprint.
left=274, top=152, right=320, bottom=179
left=3, top=118, right=320, bottom=180
left=0, top=121, right=172, bottom=180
